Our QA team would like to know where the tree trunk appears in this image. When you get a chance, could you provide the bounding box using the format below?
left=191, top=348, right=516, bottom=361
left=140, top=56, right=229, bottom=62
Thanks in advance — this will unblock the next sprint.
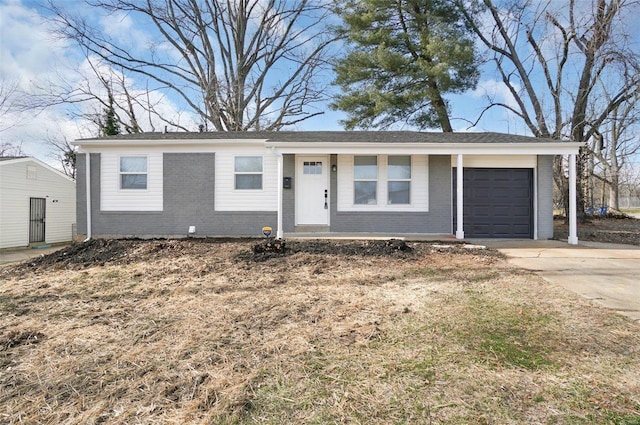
left=430, top=83, right=453, bottom=132
left=553, top=156, right=569, bottom=221
left=577, top=146, right=590, bottom=222
left=610, top=172, right=620, bottom=210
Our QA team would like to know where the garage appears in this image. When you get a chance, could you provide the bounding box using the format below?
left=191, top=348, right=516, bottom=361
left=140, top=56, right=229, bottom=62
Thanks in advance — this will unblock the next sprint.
left=453, top=168, right=534, bottom=238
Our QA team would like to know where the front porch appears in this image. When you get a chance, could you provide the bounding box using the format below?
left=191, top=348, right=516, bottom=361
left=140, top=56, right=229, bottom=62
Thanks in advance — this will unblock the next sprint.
left=271, top=148, right=579, bottom=245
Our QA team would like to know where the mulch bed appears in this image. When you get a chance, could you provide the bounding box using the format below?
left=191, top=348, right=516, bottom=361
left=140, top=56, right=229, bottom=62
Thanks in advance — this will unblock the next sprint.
left=1, top=238, right=503, bottom=276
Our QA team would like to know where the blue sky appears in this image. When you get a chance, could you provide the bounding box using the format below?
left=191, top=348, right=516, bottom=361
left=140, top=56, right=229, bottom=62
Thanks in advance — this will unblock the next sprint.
left=0, top=0, right=636, bottom=170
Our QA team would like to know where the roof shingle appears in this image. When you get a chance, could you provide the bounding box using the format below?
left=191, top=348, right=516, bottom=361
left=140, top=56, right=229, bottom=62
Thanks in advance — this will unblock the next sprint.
left=78, top=131, right=566, bottom=144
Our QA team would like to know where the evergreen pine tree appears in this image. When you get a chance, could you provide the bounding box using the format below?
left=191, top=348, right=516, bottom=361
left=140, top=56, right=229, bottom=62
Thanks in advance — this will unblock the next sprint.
left=332, top=0, right=479, bottom=132
left=101, top=93, right=121, bottom=136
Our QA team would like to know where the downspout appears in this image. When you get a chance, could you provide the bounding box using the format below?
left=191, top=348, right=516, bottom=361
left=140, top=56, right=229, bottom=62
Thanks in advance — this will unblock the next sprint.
left=84, top=151, right=92, bottom=242
left=455, top=154, right=464, bottom=240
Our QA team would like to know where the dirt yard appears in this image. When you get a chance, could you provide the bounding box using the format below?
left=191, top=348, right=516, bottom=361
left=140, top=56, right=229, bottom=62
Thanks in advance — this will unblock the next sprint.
left=554, top=215, right=640, bottom=245
left=1, top=238, right=639, bottom=424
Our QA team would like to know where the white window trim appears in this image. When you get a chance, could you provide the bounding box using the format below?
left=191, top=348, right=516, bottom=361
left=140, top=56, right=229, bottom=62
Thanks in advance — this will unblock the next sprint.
left=234, top=155, right=264, bottom=191
left=338, top=154, right=429, bottom=212
left=118, top=155, right=149, bottom=191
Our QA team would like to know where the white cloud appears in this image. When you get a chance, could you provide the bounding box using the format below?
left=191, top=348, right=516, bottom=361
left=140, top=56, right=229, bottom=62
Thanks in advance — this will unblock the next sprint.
left=471, top=79, right=520, bottom=111
left=0, top=0, right=72, bottom=89
left=0, top=1, right=197, bottom=167
left=100, top=10, right=153, bottom=54
left=451, top=78, right=532, bottom=135
left=0, top=0, right=81, bottom=164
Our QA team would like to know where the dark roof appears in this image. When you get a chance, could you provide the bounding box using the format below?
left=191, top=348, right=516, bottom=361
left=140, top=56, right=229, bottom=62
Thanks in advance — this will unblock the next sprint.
left=79, top=131, right=566, bottom=144
left=0, top=156, right=28, bottom=161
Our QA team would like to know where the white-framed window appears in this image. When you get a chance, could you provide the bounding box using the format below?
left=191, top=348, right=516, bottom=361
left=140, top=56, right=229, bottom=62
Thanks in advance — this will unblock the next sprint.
left=120, top=156, right=148, bottom=190
left=234, top=156, right=263, bottom=190
left=337, top=154, right=428, bottom=212
left=303, top=161, right=323, bottom=175
left=387, top=155, right=411, bottom=204
left=354, top=155, right=378, bottom=204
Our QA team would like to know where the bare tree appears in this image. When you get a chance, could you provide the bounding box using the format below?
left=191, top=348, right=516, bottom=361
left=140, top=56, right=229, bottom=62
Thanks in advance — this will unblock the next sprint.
left=0, top=141, right=26, bottom=157
left=46, top=135, right=77, bottom=179
left=619, top=161, right=640, bottom=209
left=589, top=90, right=640, bottom=210
left=46, top=0, right=338, bottom=131
left=0, top=81, right=27, bottom=157
left=459, top=0, right=640, bottom=219
left=27, top=56, right=179, bottom=135
left=0, top=79, right=22, bottom=133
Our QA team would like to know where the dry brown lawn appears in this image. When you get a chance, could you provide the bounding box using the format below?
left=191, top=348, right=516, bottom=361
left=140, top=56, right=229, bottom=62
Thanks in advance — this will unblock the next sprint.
left=1, top=239, right=639, bottom=424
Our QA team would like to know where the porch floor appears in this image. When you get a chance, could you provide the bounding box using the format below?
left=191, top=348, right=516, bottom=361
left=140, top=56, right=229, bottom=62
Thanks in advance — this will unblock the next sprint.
left=284, top=232, right=457, bottom=241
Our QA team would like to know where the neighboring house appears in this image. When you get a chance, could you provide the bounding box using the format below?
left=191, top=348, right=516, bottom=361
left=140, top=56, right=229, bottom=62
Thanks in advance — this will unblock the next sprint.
left=72, top=131, right=581, bottom=243
left=0, top=157, right=76, bottom=249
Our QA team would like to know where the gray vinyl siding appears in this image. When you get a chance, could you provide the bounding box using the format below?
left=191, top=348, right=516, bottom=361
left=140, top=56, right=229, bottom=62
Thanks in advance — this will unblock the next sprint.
left=537, top=155, right=554, bottom=239
left=328, top=155, right=452, bottom=234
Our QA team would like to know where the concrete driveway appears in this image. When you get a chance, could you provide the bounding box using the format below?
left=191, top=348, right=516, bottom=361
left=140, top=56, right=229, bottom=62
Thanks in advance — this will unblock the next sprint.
left=480, top=240, right=640, bottom=322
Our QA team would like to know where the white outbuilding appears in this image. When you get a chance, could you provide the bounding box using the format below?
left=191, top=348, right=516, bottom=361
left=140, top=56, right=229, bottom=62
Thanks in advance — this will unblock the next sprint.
left=0, top=157, right=76, bottom=250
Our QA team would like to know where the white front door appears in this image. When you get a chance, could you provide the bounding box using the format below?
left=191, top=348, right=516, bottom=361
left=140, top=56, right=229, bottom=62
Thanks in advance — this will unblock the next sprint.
left=296, top=155, right=330, bottom=225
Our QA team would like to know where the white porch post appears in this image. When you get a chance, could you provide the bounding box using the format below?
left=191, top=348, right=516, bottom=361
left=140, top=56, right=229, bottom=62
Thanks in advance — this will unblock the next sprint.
left=568, top=153, right=578, bottom=245
left=84, top=150, right=92, bottom=241
left=276, top=151, right=284, bottom=239
left=456, top=154, right=464, bottom=240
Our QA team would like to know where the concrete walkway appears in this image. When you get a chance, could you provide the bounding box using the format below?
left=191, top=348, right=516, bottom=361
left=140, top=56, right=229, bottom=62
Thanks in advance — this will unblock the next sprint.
left=0, top=245, right=69, bottom=265
left=479, top=239, right=640, bottom=322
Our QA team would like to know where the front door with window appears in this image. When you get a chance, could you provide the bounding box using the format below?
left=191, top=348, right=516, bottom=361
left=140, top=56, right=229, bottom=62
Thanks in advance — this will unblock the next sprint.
left=296, top=156, right=330, bottom=226
left=29, top=197, right=46, bottom=243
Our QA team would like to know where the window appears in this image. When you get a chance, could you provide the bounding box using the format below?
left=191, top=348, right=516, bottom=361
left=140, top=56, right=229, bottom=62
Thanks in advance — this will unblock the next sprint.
left=235, top=156, right=263, bottom=190
left=120, top=156, right=148, bottom=190
left=303, top=161, right=322, bottom=175
left=388, top=156, right=411, bottom=204
left=26, top=165, right=37, bottom=180
left=337, top=154, right=427, bottom=212
left=354, top=156, right=377, bottom=204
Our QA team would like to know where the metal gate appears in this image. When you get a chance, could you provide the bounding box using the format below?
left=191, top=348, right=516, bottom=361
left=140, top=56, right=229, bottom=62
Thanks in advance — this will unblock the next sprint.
left=29, top=197, right=46, bottom=243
